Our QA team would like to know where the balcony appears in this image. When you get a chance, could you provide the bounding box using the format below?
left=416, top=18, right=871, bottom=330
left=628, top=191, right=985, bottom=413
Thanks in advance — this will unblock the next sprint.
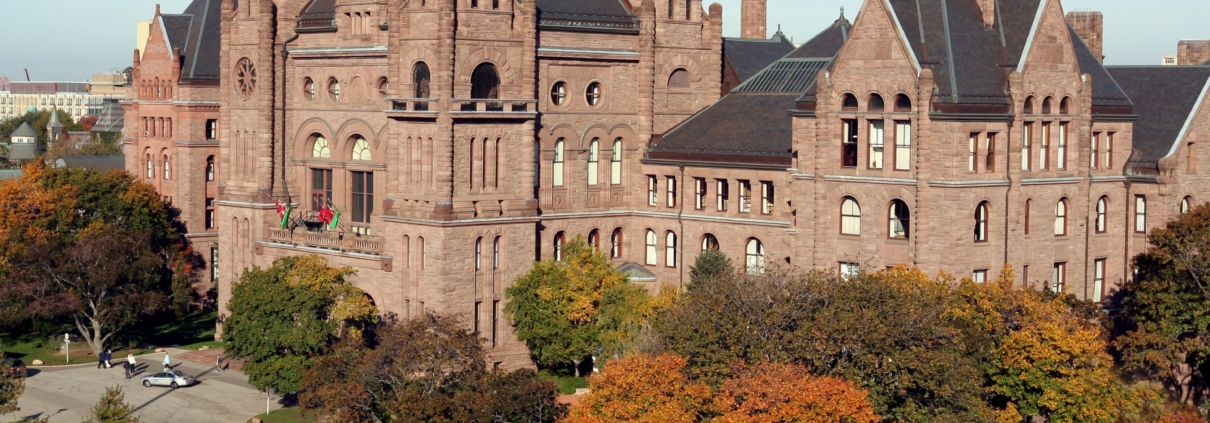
left=385, top=98, right=439, bottom=120
left=264, top=227, right=384, bottom=255
left=450, top=98, right=537, bottom=119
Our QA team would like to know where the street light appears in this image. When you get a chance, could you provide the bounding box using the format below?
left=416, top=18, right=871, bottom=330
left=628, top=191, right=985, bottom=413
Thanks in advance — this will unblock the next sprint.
left=64, top=333, right=71, bottom=363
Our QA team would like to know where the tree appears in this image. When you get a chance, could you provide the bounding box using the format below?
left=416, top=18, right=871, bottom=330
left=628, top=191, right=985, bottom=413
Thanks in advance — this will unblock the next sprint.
left=688, top=249, right=730, bottom=286
left=83, top=386, right=141, bottom=423
left=0, top=348, right=25, bottom=415
left=224, top=255, right=377, bottom=395
left=299, top=314, right=565, bottom=423
left=565, top=353, right=711, bottom=423
left=712, top=361, right=878, bottom=423
left=505, top=236, right=653, bottom=374
left=954, top=266, right=1143, bottom=423
left=1117, top=202, right=1210, bottom=406
left=0, top=163, right=191, bottom=354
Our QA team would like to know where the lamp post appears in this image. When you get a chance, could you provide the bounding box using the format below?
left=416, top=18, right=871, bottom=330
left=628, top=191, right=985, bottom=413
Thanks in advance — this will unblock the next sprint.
left=64, top=333, right=70, bottom=363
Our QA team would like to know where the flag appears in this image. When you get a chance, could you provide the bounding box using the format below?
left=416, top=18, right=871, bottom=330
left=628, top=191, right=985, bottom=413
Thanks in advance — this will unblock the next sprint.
left=280, top=203, right=292, bottom=229
left=327, top=200, right=341, bottom=231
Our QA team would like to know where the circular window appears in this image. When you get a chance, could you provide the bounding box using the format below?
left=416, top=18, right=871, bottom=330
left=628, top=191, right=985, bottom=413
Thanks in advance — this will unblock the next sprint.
left=327, top=77, right=341, bottom=102
left=235, top=58, right=257, bottom=98
left=377, top=77, right=390, bottom=100
left=303, top=77, right=316, bottom=101
left=551, top=81, right=567, bottom=106
left=585, top=82, right=602, bottom=107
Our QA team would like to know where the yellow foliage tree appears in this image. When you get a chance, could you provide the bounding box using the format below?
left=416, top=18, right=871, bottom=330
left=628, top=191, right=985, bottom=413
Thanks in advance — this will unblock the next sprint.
left=713, top=361, right=879, bottom=423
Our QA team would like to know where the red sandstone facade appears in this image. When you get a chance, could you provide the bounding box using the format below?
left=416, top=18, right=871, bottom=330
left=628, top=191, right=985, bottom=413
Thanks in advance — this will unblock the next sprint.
left=128, top=0, right=1210, bottom=369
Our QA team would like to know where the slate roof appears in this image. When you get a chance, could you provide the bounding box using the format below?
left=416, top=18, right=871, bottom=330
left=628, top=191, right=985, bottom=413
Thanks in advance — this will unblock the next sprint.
left=723, top=35, right=797, bottom=82
left=615, top=262, right=656, bottom=282
left=536, top=0, right=636, bottom=30
left=161, top=0, right=225, bottom=80
left=650, top=16, right=847, bottom=166
left=54, top=156, right=127, bottom=173
left=1070, top=26, right=1132, bottom=111
left=10, top=122, right=37, bottom=139
left=92, top=100, right=125, bottom=134
left=1106, top=66, right=1210, bottom=165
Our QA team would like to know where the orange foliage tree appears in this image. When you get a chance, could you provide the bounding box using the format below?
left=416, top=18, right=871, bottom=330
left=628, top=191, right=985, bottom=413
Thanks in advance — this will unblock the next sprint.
left=713, top=361, right=878, bottom=423
left=565, top=353, right=711, bottom=423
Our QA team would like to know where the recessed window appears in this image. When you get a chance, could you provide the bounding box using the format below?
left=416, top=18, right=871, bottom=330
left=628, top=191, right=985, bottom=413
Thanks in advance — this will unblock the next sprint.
left=610, top=228, right=623, bottom=258
left=1025, top=199, right=1032, bottom=234
left=471, top=63, right=501, bottom=99
left=377, top=77, right=389, bottom=100
left=841, top=197, right=861, bottom=235
left=716, top=179, right=729, bottom=211
left=552, top=139, right=565, bottom=187
left=1093, top=259, right=1105, bottom=302
left=1052, top=262, right=1066, bottom=293
left=554, top=232, right=566, bottom=261
left=668, top=69, right=690, bottom=89
left=869, top=120, right=885, bottom=169
left=1024, top=96, right=1035, bottom=114
left=975, top=202, right=989, bottom=242
left=868, top=94, right=884, bottom=112
left=588, top=229, right=600, bottom=250
left=842, top=119, right=858, bottom=167
left=1055, top=199, right=1068, bottom=236
left=587, top=138, right=599, bottom=186
left=746, top=238, right=765, bottom=275
left=894, top=121, right=911, bottom=170
left=645, top=230, right=657, bottom=266
left=413, top=62, right=431, bottom=99
left=1042, top=96, right=1053, bottom=114
left=665, top=232, right=677, bottom=267
left=610, top=139, right=623, bottom=185
left=1060, top=97, right=1071, bottom=114
left=206, top=156, right=216, bottom=181
left=1096, top=197, right=1107, bottom=233
left=327, top=77, right=341, bottom=101
left=551, top=82, right=567, bottom=105
left=1135, top=195, right=1147, bottom=233
left=586, top=82, right=602, bottom=106
left=973, top=269, right=987, bottom=283
left=352, top=137, right=372, bottom=161
left=304, top=77, right=317, bottom=99
left=647, top=175, right=658, bottom=206
left=894, top=94, right=911, bottom=112
left=842, top=93, right=858, bottom=111
left=694, top=178, right=707, bottom=210
left=889, top=200, right=910, bottom=239
left=312, top=135, right=331, bottom=158
left=701, top=234, right=719, bottom=251
left=1181, top=196, right=1192, bottom=214
left=840, top=262, right=860, bottom=281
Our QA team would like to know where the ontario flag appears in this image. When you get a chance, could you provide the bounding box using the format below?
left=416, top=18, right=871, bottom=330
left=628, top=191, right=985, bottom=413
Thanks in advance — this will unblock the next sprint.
left=274, top=200, right=292, bottom=229
left=319, top=201, right=339, bottom=231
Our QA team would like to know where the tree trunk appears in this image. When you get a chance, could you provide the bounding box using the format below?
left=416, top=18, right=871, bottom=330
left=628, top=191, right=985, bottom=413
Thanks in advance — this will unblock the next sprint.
left=75, top=314, right=110, bottom=356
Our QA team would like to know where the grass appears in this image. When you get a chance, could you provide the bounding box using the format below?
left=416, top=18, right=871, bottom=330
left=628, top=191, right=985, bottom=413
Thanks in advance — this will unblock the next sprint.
left=538, top=369, right=589, bottom=395
left=145, top=310, right=218, bottom=347
left=249, top=407, right=316, bottom=423
left=1, top=310, right=218, bottom=366
left=179, top=340, right=228, bottom=351
left=2, top=340, right=153, bottom=366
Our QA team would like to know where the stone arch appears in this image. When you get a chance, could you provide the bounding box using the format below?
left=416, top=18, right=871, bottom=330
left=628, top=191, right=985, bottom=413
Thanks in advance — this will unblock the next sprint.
left=335, top=119, right=384, bottom=162
left=293, top=118, right=336, bottom=158
left=542, top=124, right=580, bottom=150
left=581, top=124, right=611, bottom=148
left=657, top=55, right=702, bottom=87
left=460, top=47, right=515, bottom=87
left=401, top=46, right=437, bottom=91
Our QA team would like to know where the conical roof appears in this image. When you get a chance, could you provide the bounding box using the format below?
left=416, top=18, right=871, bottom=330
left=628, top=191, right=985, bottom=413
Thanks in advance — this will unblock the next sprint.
left=48, top=108, right=64, bottom=129
left=11, top=122, right=37, bottom=138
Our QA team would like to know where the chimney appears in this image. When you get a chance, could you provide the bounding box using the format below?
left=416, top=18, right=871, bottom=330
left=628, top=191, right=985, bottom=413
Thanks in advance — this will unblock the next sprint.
left=1066, top=11, right=1104, bottom=63
left=976, top=0, right=995, bottom=27
left=1178, top=40, right=1210, bottom=65
left=741, top=0, right=766, bottom=39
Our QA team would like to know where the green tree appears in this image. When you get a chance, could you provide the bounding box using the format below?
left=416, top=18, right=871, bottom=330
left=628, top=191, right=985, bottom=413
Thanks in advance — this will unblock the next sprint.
left=688, top=249, right=731, bottom=286
left=0, top=109, right=82, bottom=151
left=300, top=314, right=566, bottom=423
left=224, top=255, right=377, bottom=395
left=505, top=236, right=653, bottom=374
left=82, top=386, right=141, bottom=423
left=1117, top=202, right=1210, bottom=406
left=0, top=163, right=193, bottom=354
left=0, top=348, right=25, bottom=415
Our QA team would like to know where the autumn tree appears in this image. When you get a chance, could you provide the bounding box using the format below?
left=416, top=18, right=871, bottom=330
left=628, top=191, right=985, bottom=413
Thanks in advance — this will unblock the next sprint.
left=1117, top=202, right=1210, bottom=406
left=506, top=236, right=653, bottom=374
left=0, top=163, right=193, bottom=354
left=565, top=353, right=711, bottom=423
left=300, top=313, right=565, bottom=423
left=688, top=249, right=730, bottom=286
left=0, top=348, right=25, bottom=415
left=712, top=361, right=878, bottom=423
left=82, top=386, right=141, bottom=423
left=224, top=255, right=377, bottom=395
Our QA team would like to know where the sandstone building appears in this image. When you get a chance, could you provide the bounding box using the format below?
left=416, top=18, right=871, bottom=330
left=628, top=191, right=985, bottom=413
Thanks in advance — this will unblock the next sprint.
left=126, top=0, right=1210, bottom=368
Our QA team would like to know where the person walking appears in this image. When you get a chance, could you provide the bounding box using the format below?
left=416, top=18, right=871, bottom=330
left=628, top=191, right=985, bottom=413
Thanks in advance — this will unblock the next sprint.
left=162, top=353, right=171, bottom=370
left=104, top=349, right=113, bottom=368
left=97, top=350, right=105, bottom=369
left=215, top=355, right=224, bottom=373
left=123, top=359, right=132, bottom=379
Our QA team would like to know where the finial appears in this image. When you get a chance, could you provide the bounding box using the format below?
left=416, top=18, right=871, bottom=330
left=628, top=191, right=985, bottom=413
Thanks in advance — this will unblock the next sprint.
left=156, top=4, right=161, bottom=15
left=840, top=6, right=845, bottom=17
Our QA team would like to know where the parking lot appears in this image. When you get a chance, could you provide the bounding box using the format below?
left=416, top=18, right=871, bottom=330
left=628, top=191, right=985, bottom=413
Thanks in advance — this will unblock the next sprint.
left=3, top=351, right=281, bottom=423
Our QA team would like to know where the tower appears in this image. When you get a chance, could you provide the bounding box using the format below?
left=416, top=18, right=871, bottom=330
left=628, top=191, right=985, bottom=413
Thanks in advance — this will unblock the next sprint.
left=741, top=0, right=767, bottom=39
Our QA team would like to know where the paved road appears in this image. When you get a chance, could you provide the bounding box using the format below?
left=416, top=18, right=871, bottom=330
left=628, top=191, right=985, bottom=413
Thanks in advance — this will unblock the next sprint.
left=2, top=351, right=282, bottom=423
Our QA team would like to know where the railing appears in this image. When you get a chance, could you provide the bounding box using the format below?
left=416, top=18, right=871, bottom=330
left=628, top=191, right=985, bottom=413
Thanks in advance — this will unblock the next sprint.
left=262, top=227, right=384, bottom=255
left=388, top=98, right=437, bottom=112
left=450, top=98, right=536, bottom=113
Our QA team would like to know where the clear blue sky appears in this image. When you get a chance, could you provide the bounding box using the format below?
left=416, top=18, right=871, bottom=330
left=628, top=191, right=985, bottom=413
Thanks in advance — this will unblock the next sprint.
left=1, top=0, right=1205, bottom=82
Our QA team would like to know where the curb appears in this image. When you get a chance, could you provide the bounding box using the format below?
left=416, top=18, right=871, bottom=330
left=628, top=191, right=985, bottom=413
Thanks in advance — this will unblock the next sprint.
left=27, top=349, right=187, bottom=370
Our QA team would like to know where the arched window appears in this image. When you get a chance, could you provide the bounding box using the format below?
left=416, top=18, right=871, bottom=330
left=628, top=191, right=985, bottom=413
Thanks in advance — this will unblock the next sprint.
left=1042, top=96, right=1054, bottom=114
left=587, top=139, right=600, bottom=186
left=352, top=137, right=372, bottom=161
left=206, top=156, right=215, bottom=181
left=552, top=139, right=565, bottom=187
left=1182, top=196, right=1192, bottom=214
left=475, top=237, right=482, bottom=271
left=894, top=94, right=912, bottom=112
left=303, top=77, right=316, bottom=100
left=1055, top=199, right=1068, bottom=236
left=419, top=237, right=426, bottom=269
left=610, top=139, right=623, bottom=185
left=668, top=69, right=690, bottom=89
left=413, top=62, right=431, bottom=98
left=645, top=230, right=658, bottom=265
left=588, top=229, right=600, bottom=250
left=842, top=93, right=858, bottom=111
left=551, top=81, right=566, bottom=105
left=554, top=232, right=566, bottom=262
left=328, top=77, right=341, bottom=101
left=1024, top=96, right=1035, bottom=114
left=868, top=94, right=885, bottom=112
left=586, top=82, right=602, bottom=106
left=471, top=63, right=500, bottom=99
left=1060, top=97, right=1072, bottom=114
left=888, top=200, right=910, bottom=239
left=841, top=197, right=861, bottom=235
left=492, top=236, right=500, bottom=270
left=745, top=238, right=765, bottom=275
left=163, top=155, right=171, bottom=180
left=1096, top=197, right=1108, bottom=233
left=146, top=154, right=153, bottom=178
left=665, top=232, right=677, bottom=267
left=611, top=228, right=623, bottom=259
left=307, top=135, right=330, bottom=158
left=701, top=234, right=719, bottom=251
left=975, top=202, right=989, bottom=242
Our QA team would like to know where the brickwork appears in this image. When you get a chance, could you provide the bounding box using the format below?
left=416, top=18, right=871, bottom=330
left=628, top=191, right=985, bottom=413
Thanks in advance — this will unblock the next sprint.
left=1178, top=40, right=1210, bottom=66
left=1066, top=11, right=1104, bottom=63
left=741, top=0, right=767, bottom=39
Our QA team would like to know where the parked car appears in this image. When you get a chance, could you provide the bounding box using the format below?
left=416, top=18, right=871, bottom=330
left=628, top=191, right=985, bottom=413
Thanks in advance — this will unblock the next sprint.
left=2, top=358, right=26, bottom=377
left=140, top=370, right=195, bottom=388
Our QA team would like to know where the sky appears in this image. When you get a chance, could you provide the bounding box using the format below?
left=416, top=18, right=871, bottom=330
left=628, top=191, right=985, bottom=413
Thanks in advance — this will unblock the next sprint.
left=1, top=0, right=1206, bottom=82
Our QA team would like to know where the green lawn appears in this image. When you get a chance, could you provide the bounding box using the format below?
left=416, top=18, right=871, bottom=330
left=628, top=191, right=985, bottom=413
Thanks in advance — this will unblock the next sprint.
left=179, top=340, right=228, bottom=351
left=538, top=369, right=589, bottom=395
left=250, top=407, right=316, bottom=423
left=2, top=340, right=153, bottom=366
left=146, top=310, right=218, bottom=347
left=1, top=310, right=217, bottom=366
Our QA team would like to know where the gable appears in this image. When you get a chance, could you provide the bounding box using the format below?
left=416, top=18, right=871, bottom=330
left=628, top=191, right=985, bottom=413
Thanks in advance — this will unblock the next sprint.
left=830, top=0, right=918, bottom=86
left=1018, top=0, right=1079, bottom=79
left=143, top=16, right=173, bottom=61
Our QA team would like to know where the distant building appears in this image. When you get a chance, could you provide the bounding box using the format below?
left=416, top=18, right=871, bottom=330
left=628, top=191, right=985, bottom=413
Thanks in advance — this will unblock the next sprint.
left=90, top=72, right=130, bottom=97
left=0, top=76, right=9, bottom=92
left=0, top=81, right=120, bottom=122
left=1163, top=54, right=1179, bottom=65
left=6, top=122, right=39, bottom=160
left=1178, top=40, right=1210, bottom=65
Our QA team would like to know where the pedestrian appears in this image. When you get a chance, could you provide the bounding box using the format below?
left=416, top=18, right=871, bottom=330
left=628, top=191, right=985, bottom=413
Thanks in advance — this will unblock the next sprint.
left=162, top=353, right=171, bottom=370
left=126, top=353, right=135, bottom=367
left=123, top=360, right=131, bottom=379
left=105, top=349, right=113, bottom=368
left=215, top=355, right=223, bottom=372
left=97, top=351, right=105, bottom=369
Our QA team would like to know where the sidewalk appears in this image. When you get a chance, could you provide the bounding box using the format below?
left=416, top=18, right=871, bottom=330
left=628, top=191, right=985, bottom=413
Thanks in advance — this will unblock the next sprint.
left=174, top=348, right=244, bottom=371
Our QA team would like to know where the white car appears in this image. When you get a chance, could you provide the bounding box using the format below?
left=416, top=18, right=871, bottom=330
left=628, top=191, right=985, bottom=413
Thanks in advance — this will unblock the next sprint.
left=140, top=370, right=196, bottom=388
